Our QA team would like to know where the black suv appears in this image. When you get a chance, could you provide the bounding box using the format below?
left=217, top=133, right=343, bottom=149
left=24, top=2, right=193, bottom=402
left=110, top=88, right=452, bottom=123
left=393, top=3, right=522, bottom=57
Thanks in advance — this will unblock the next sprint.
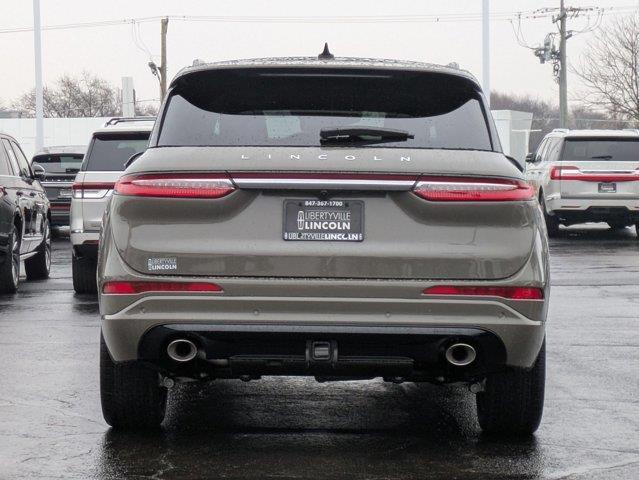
left=0, top=133, right=51, bottom=293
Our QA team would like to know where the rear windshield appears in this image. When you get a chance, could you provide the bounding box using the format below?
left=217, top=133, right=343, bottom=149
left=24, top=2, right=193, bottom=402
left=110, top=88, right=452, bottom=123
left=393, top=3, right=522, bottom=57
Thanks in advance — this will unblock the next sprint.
left=32, top=154, right=83, bottom=174
left=157, top=69, right=493, bottom=151
left=84, top=133, right=149, bottom=171
left=562, top=138, right=639, bottom=161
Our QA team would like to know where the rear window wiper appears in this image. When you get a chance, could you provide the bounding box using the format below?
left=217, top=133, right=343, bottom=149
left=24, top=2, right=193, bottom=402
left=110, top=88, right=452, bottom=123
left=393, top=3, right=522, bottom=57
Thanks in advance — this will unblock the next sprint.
left=320, top=127, right=414, bottom=145
left=591, top=155, right=613, bottom=160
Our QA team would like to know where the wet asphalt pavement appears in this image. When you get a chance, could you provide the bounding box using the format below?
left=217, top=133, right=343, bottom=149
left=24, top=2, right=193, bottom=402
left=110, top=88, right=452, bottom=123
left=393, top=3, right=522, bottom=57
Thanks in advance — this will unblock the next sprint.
left=1, top=227, right=638, bottom=479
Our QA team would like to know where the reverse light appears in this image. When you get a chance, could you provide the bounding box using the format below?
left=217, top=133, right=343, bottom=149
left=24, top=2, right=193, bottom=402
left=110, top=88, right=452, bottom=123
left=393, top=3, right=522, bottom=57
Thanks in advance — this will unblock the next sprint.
left=423, top=285, right=544, bottom=300
left=72, top=182, right=115, bottom=199
left=115, top=173, right=235, bottom=198
left=102, top=281, right=223, bottom=294
left=550, top=165, right=639, bottom=182
left=412, top=177, right=534, bottom=202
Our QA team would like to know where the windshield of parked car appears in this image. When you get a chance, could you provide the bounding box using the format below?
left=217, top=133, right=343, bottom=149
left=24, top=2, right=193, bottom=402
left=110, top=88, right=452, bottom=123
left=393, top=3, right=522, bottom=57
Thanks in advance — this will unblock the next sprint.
left=32, top=154, right=83, bottom=174
left=83, top=133, right=149, bottom=171
left=562, top=138, right=639, bottom=161
left=157, top=69, right=493, bottom=151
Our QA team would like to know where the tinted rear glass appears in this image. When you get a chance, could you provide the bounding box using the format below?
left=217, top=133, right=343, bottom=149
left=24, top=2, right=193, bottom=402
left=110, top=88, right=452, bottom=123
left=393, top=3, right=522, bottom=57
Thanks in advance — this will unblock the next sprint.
left=84, top=133, right=149, bottom=171
left=33, top=154, right=83, bottom=174
left=562, top=138, right=639, bottom=161
left=158, top=69, right=492, bottom=150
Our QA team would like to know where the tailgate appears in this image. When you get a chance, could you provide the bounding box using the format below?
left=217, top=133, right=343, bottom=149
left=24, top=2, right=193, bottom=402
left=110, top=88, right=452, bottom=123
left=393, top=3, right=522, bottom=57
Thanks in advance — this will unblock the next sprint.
left=109, top=148, right=536, bottom=281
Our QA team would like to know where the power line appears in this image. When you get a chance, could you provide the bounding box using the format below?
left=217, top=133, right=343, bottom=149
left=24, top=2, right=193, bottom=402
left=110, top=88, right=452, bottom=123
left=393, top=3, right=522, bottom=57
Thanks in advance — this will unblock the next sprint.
left=1, top=7, right=636, bottom=35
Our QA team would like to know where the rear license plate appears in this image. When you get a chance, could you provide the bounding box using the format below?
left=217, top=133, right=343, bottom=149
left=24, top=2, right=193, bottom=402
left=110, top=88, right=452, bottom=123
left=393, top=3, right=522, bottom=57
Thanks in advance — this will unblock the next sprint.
left=598, top=182, right=617, bottom=193
left=283, top=199, right=364, bottom=242
left=58, top=189, right=72, bottom=198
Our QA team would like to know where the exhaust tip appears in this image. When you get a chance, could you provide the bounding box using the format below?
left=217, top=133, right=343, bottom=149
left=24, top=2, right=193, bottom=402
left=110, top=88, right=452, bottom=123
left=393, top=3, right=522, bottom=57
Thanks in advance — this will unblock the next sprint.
left=445, top=343, right=477, bottom=367
left=167, top=339, right=198, bottom=363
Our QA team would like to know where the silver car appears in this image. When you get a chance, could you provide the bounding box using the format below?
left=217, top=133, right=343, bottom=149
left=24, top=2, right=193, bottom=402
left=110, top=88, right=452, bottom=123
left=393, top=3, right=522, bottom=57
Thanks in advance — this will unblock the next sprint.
left=98, top=56, right=549, bottom=435
left=70, top=117, right=154, bottom=293
left=526, top=128, right=639, bottom=236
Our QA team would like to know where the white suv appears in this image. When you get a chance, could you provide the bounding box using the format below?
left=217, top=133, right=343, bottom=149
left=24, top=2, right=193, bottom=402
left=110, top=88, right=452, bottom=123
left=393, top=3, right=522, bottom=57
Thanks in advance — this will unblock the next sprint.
left=526, top=129, right=639, bottom=237
left=71, top=117, right=154, bottom=293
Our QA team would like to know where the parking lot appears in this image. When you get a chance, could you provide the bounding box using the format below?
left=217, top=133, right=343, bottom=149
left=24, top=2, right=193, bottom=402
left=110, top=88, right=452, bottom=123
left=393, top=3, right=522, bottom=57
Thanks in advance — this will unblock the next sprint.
left=0, top=227, right=635, bottom=479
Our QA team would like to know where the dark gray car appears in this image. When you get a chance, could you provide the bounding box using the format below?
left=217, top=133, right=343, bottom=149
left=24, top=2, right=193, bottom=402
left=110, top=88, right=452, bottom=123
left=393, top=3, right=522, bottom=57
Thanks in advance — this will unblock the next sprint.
left=0, top=133, right=51, bottom=293
left=98, top=55, right=550, bottom=435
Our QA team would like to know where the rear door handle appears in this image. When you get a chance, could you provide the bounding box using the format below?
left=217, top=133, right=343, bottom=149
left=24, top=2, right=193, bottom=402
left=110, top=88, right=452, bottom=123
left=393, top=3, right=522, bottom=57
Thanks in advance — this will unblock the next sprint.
left=16, top=190, right=24, bottom=196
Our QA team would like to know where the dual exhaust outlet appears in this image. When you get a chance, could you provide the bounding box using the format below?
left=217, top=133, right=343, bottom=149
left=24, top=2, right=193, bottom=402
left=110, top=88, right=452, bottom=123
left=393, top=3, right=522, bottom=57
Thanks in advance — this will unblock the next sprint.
left=167, top=338, right=477, bottom=367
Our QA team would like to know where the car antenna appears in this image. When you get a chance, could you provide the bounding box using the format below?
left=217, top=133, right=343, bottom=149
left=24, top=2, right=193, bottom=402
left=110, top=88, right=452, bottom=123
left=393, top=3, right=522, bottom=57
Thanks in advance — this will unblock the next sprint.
left=318, top=43, right=334, bottom=60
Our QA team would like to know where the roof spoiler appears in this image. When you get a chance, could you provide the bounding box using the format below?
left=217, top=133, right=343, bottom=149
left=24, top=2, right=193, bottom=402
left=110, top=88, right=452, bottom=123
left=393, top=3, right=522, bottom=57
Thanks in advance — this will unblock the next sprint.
left=104, top=117, right=156, bottom=127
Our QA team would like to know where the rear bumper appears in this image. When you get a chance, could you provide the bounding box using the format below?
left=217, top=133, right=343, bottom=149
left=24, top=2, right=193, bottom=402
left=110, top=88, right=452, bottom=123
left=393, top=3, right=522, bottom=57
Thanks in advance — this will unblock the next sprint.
left=99, top=223, right=549, bottom=371
left=547, top=194, right=639, bottom=217
left=551, top=206, right=639, bottom=225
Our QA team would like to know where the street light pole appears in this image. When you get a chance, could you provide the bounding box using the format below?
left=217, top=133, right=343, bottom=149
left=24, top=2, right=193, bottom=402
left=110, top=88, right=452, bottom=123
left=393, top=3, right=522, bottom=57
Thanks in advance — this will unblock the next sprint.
left=482, top=0, right=491, bottom=106
left=33, top=0, right=44, bottom=150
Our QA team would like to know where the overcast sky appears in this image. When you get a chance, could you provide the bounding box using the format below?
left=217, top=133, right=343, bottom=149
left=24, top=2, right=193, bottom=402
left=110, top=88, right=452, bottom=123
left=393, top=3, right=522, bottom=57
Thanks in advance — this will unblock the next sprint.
left=2, top=0, right=638, bottom=110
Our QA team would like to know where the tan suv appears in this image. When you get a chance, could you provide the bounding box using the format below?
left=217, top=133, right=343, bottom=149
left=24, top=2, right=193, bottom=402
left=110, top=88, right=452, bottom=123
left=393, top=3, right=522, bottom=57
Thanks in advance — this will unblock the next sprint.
left=71, top=117, right=154, bottom=293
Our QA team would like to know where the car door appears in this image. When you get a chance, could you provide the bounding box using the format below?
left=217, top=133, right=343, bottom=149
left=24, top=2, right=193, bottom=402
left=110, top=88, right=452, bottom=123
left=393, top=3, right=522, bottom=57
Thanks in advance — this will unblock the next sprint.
left=2, top=138, right=38, bottom=252
left=11, top=140, right=47, bottom=248
left=526, top=138, right=548, bottom=192
left=1, top=138, right=31, bottom=253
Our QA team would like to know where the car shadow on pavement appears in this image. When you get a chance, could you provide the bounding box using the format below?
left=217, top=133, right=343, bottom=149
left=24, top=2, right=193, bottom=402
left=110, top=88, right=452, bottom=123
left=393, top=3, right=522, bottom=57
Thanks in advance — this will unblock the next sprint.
left=96, top=379, right=544, bottom=479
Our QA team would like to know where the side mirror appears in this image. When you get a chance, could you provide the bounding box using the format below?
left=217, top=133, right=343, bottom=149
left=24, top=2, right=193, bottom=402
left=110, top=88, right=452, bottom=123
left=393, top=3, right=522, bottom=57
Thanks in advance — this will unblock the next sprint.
left=32, top=164, right=46, bottom=181
left=525, top=153, right=535, bottom=163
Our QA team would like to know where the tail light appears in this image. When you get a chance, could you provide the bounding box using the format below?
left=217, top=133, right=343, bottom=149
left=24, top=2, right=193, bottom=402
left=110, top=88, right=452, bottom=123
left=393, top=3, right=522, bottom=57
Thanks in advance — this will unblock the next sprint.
left=102, top=281, right=223, bottom=294
left=412, top=177, right=533, bottom=201
left=72, top=182, right=115, bottom=199
left=550, top=165, right=639, bottom=182
left=423, top=285, right=544, bottom=300
left=115, top=173, right=235, bottom=198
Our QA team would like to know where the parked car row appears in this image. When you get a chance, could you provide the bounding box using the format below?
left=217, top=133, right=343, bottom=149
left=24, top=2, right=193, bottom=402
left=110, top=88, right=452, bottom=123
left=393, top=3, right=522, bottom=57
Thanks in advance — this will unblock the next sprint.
left=0, top=117, right=153, bottom=293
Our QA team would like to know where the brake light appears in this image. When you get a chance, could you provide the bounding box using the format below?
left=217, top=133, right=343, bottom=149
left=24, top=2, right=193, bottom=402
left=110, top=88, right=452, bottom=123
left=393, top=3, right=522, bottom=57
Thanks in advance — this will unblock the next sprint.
left=72, top=182, right=115, bottom=199
left=115, top=173, right=235, bottom=198
left=550, top=166, right=639, bottom=182
left=102, top=281, right=223, bottom=294
left=412, top=177, right=533, bottom=201
left=423, top=285, right=543, bottom=300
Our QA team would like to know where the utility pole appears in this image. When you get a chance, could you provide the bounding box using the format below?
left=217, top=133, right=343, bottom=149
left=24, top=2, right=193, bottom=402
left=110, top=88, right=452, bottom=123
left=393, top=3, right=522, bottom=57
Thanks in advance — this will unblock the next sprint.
left=482, top=0, right=490, bottom=106
left=529, top=2, right=602, bottom=128
left=159, top=17, right=168, bottom=102
left=33, top=0, right=44, bottom=151
left=558, top=0, right=568, bottom=128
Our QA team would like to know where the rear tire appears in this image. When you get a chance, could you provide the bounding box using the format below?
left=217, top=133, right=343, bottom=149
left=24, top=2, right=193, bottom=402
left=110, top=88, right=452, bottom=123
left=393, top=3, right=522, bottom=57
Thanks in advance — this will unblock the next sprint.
left=476, top=340, right=545, bottom=436
left=0, top=225, right=20, bottom=294
left=72, top=252, right=97, bottom=293
left=25, top=219, right=51, bottom=280
left=100, top=332, right=167, bottom=430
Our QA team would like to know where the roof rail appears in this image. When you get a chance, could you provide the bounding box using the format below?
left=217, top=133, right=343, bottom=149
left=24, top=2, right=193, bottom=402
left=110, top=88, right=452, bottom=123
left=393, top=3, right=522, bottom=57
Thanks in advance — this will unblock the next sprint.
left=552, top=128, right=569, bottom=133
left=104, top=116, right=155, bottom=126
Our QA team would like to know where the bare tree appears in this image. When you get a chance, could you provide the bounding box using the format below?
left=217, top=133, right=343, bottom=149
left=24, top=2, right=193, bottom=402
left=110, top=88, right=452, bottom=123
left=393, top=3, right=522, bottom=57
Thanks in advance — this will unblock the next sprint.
left=574, top=15, right=639, bottom=120
left=13, top=72, right=120, bottom=117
